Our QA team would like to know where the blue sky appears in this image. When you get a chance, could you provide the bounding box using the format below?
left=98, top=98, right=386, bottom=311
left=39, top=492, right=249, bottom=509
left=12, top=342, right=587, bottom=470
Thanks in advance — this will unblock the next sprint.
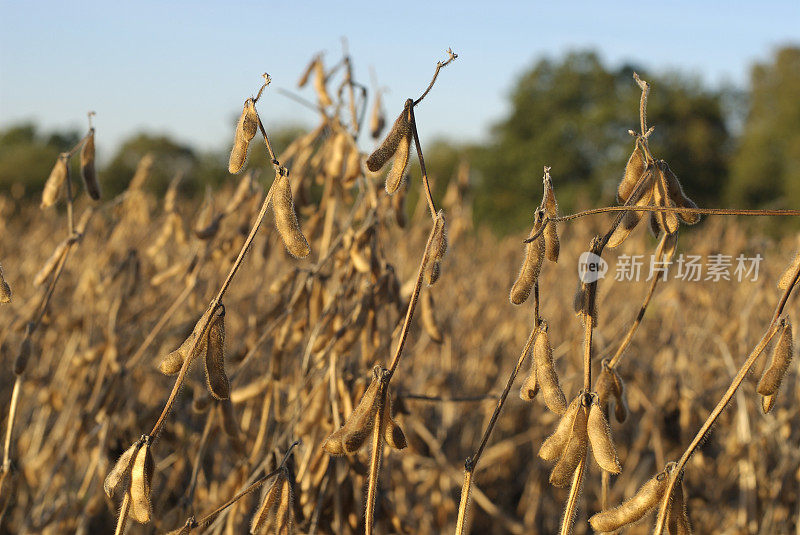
left=1, top=1, right=798, bottom=160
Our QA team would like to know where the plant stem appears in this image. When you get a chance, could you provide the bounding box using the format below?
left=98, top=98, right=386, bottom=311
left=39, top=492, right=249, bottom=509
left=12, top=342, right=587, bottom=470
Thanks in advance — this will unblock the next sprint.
left=454, top=322, right=539, bottom=534
left=365, top=378, right=388, bottom=535
left=409, top=106, right=437, bottom=220
left=414, top=48, right=458, bottom=106
left=560, top=455, right=586, bottom=535
left=385, top=222, right=437, bottom=379
left=454, top=469, right=474, bottom=535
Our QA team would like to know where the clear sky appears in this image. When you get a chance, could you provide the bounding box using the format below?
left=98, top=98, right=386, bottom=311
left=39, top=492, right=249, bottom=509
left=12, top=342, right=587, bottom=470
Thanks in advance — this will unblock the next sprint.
left=1, top=1, right=798, bottom=160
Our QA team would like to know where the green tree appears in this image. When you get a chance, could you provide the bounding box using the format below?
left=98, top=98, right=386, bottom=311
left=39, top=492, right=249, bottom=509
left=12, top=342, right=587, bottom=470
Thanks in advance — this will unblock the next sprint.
left=0, top=123, right=81, bottom=198
left=727, top=47, right=800, bottom=208
left=472, top=51, right=730, bottom=232
left=103, top=133, right=197, bottom=197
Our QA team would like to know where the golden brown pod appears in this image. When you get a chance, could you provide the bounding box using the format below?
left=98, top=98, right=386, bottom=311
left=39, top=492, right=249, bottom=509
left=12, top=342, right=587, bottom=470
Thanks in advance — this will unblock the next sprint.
left=228, top=99, right=259, bottom=174
left=757, top=318, right=792, bottom=397
left=607, top=172, right=654, bottom=248
left=251, top=469, right=292, bottom=534
left=369, top=91, right=386, bottom=140
left=596, top=361, right=628, bottom=423
left=587, top=398, right=621, bottom=474
left=549, top=401, right=588, bottom=487
left=519, top=362, right=539, bottom=401
left=588, top=469, right=669, bottom=532
left=103, top=441, right=140, bottom=498
left=129, top=441, right=155, bottom=523
left=204, top=305, right=230, bottom=400
left=159, top=306, right=214, bottom=374
left=778, top=250, right=800, bottom=290
left=510, top=211, right=545, bottom=305
left=366, top=100, right=412, bottom=172
left=617, top=143, right=647, bottom=204
left=425, top=211, right=448, bottom=286
left=271, top=173, right=311, bottom=258
left=41, top=156, right=68, bottom=208
left=385, top=131, right=411, bottom=195
left=533, top=321, right=567, bottom=415
left=653, top=169, right=679, bottom=235
left=323, top=367, right=383, bottom=455
left=659, top=160, right=700, bottom=225
left=297, top=56, right=316, bottom=88
left=34, top=237, right=72, bottom=287
left=539, top=395, right=581, bottom=461
left=762, top=394, right=776, bottom=414
left=80, top=129, right=101, bottom=200
left=158, top=347, right=186, bottom=375
left=13, top=334, right=32, bottom=376
left=312, top=58, right=333, bottom=107
left=0, top=263, right=11, bottom=303
left=541, top=171, right=560, bottom=262
left=382, top=394, right=407, bottom=450
left=420, top=290, right=443, bottom=343
left=667, top=479, right=693, bottom=535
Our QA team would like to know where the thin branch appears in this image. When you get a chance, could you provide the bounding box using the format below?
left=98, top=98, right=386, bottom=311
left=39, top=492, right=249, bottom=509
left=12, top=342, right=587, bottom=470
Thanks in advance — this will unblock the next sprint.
left=414, top=48, right=458, bottom=106
left=409, top=105, right=437, bottom=219
left=455, top=321, right=539, bottom=534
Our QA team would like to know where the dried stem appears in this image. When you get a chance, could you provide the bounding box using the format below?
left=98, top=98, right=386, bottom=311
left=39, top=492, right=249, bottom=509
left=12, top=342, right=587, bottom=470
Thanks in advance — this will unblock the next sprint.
left=454, top=321, right=539, bottom=534
left=607, top=232, right=668, bottom=368
left=414, top=48, right=458, bottom=106
left=365, top=374, right=389, bottom=535
left=409, top=106, right=437, bottom=219
left=560, top=454, right=586, bottom=535
left=385, top=222, right=438, bottom=379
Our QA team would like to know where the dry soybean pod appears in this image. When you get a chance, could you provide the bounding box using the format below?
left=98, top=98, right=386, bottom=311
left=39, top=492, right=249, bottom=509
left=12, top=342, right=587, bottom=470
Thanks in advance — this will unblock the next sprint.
left=80, top=128, right=101, bottom=200
left=778, top=250, right=800, bottom=290
left=382, top=393, right=407, bottom=450
left=425, top=210, right=448, bottom=286
left=251, top=469, right=286, bottom=533
left=587, top=395, right=621, bottom=474
left=534, top=320, right=567, bottom=415
left=385, top=131, right=411, bottom=195
left=420, top=289, right=443, bottom=343
left=617, top=142, right=647, bottom=204
left=660, top=159, right=700, bottom=225
left=104, top=441, right=140, bottom=498
left=757, top=318, right=792, bottom=397
left=271, top=172, right=310, bottom=258
left=539, top=395, right=581, bottom=461
left=510, top=210, right=545, bottom=305
left=228, top=98, right=259, bottom=174
left=41, top=155, right=68, bottom=208
left=129, top=440, right=154, bottom=523
left=549, top=398, right=588, bottom=487
left=369, top=90, right=386, bottom=140
left=519, top=341, right=539, bottom=402
left=0, top=263, right=11, bottom=303
left=541, top=168, right=560, bottom=262
left=667, top=478, right=692, bottom=535
left=366, top=99, right=411, bottom=172
left=589, top=467, right=670, bottom=532
left=204, top=304, right=230, bottom=400
left=607, top=175, right=654, bottom=248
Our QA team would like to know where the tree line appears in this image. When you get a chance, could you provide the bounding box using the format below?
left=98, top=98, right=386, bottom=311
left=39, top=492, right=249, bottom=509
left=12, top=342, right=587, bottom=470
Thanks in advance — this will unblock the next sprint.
left=1, top=47, right=797, bottom=233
